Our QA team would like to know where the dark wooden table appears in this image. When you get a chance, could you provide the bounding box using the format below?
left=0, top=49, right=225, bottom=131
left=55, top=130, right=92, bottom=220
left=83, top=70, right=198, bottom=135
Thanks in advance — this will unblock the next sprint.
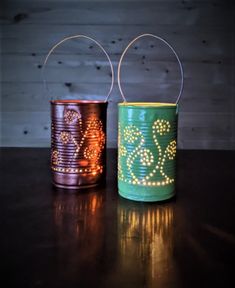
left=1, top=148, right=235, bottom=288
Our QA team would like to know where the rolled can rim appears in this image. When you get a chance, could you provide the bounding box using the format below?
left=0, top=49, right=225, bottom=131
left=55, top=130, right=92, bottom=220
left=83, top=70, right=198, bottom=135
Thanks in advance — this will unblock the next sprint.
left=51, top=99, right=107, bottom=105
left=118, top=102, right=177, bottom=108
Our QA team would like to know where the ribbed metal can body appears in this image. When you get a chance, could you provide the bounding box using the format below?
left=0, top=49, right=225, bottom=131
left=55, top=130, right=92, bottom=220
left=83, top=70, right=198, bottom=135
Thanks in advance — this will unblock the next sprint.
left=51, top=100, right=107, bottom=189
left=118, top=103, right=178, bottom=202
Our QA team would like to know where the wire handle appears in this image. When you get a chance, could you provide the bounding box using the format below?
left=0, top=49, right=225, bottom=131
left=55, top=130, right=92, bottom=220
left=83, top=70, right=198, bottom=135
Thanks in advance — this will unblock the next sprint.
left=42, top=35, right=114, bottom=102
left=117, top=33, right=184, bottom=104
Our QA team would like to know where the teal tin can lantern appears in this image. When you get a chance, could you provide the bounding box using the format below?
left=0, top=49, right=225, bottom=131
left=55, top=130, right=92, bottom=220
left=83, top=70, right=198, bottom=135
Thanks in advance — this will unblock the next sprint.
left=117, top=34, right=184, bottom=202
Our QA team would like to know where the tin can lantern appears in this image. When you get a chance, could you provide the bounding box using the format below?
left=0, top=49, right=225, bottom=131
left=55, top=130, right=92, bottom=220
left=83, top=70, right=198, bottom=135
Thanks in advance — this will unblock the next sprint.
left=43, top=35, right=114, bottom=189
left=117, top=34, right=184, bottom=202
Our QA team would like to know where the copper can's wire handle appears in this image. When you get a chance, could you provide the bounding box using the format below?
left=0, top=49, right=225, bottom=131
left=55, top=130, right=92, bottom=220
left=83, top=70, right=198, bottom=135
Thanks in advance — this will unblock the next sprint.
left=117, top=33, right=184, bottom=104
left=42, top=35, right=114, bottom=102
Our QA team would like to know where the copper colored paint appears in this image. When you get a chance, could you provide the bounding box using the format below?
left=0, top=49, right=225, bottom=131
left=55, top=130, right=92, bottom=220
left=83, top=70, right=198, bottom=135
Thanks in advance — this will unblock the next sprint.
left=51, top=100, right=107, bottom=189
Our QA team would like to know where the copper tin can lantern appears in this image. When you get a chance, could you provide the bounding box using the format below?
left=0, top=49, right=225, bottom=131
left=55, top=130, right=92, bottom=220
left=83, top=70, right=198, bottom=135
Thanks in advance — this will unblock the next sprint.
left=117, top=34, right=184, bottom=202
left=43, top=35, right=114, bottom=189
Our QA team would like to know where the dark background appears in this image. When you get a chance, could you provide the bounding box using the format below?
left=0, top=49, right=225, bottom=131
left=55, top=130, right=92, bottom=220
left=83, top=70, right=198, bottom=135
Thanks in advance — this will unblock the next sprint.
left=1, top=0, right=235, bottom=149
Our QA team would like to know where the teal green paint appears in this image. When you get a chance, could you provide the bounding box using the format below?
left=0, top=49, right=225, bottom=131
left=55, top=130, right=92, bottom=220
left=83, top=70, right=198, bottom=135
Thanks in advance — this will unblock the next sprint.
left=118, top=103, right=178, bottom=202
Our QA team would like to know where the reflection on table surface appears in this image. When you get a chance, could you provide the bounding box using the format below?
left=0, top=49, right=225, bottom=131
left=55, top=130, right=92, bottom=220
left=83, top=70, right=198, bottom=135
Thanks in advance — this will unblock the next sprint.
left=108, top=198, right=177, bottom=288
left=54, top=189, right=104, bottom=241
left=53, top=189, right=105, bottom=285
left=52, top=187, right=177, bottom=287
left=2, top=149, right=235, bottom=288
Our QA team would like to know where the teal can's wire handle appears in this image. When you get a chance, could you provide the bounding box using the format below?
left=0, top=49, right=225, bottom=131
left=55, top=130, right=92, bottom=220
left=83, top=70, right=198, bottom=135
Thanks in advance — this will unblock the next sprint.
left=42, top=35, right=114, bottom=102
left=117, top=33, right=184, bottom=104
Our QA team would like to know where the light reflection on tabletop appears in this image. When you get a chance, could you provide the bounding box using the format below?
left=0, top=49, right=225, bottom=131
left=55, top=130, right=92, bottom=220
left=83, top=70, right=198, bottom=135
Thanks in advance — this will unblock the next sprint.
left=114, top=198, right=177, bottom=287
left=54, top=191, right=104, bottom=240
left=53, top=189, right=105, bottom=284
left=52, top=189, right=177, bottom=287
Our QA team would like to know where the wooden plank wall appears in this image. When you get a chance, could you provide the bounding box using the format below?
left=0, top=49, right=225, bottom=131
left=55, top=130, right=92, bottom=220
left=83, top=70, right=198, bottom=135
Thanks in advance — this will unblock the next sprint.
left=1, top=0, right=235, bottom=149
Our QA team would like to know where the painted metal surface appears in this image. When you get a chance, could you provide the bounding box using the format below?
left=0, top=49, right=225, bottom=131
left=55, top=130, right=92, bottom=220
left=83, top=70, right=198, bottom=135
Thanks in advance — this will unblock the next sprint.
left=117, top=34, right=184, bottom=201
left=51, top=100, right=107, bottom=189
left=43, top=35, right=114, bottom=189
left=118, top=103, right=178, bottom=201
